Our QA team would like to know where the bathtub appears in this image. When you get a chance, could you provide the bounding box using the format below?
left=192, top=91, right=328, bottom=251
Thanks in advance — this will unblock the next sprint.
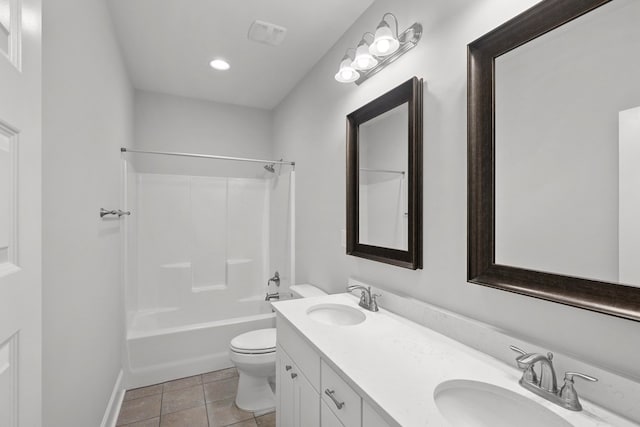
left=125, top=298, right=275, bottom=388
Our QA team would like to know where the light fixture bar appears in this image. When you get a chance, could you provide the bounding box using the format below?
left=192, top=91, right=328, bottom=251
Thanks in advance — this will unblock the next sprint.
left=354, top=22, right=422, bottom=85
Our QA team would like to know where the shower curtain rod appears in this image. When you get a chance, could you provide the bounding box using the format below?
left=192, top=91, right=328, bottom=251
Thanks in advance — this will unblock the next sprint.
left=360, top=167, right=405, bottom=175
left=121, top=147, right=295, bottom=167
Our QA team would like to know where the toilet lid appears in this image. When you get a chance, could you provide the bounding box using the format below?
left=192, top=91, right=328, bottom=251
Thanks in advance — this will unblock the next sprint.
left=230, top=328, right=276, bottom=354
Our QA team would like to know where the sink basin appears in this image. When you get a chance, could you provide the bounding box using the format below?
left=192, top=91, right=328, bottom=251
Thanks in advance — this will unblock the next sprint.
left=434, top=380, right=571, bottom=427
left=306, top=303, right=366, bottom=326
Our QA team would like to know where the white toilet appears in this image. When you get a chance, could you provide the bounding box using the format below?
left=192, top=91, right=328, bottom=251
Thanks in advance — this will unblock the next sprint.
left=229, top=284, right=327, bottom=412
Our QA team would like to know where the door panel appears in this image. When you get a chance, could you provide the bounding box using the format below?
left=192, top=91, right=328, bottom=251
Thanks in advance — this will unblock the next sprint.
left=0, top=0, right=41, bottom=424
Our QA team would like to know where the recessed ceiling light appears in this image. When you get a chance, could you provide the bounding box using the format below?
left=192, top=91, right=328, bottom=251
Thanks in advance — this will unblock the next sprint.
left=209, top=59, right=230, bottom=71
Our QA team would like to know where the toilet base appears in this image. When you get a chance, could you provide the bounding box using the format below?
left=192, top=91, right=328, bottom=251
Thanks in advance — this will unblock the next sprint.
left=235, top=372, right=275, bottom=412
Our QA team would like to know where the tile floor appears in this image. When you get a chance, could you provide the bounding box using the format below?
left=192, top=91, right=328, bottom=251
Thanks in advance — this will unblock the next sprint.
left=116, top=368, right=275, bottom=427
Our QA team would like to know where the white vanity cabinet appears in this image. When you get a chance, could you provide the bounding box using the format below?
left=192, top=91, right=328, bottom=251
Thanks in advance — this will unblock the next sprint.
left=276, top=316, right=391, bottom=427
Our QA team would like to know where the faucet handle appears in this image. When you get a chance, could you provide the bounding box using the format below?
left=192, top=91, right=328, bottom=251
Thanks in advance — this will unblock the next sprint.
left=560, top=372, right=598, bottom=411
left=509, top=345, right=538, bottom=384
left=358, top=289, right=369, bottom=304
left=564, top=372, right=597, bottom=383
left=370, top=293, right=381, bottom=312
left=509, top=345, right=527, bottom=356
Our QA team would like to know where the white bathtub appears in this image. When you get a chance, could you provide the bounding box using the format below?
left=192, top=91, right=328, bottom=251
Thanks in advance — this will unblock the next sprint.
left=125, top=299, right=275, bottom=388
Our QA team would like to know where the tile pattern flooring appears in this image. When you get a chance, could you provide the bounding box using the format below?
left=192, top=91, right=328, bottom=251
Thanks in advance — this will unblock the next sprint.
left=116, top=368, right=275, bottom=427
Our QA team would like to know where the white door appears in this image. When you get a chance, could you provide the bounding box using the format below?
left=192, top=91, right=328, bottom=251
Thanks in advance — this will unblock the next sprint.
left=0, top=0, right=42, bottom=426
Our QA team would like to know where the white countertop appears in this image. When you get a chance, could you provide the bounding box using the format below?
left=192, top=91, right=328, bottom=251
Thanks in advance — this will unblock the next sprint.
left=273, top=293, right=636, bottom=427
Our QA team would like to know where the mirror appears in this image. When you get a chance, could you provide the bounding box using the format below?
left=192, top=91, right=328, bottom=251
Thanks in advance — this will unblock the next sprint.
left=347, top=77, right=423, bottom=269
left=468, top=0, right=640, bottom=321
left=359, top=104, right=408, bottom=250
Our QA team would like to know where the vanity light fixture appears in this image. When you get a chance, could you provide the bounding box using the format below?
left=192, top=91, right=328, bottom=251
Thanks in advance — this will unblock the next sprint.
left=334, top=49, right=360, bottom=83
left=209, top=58, right=230, bottom=71
left=335, top=13, right=422, bottom=85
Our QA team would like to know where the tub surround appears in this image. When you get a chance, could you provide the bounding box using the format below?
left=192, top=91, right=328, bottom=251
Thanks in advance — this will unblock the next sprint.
left=273, top=293, right=635, bottom=426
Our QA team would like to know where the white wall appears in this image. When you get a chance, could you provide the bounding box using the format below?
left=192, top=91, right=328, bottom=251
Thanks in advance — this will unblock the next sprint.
left=42, top=0, right=133, bottom=425
left=133, top=90, right=274, bottom=178
left=273, top=0, right=640, bottom=388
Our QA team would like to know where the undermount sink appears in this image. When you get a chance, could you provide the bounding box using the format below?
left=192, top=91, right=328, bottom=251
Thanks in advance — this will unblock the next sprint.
left=434, top=380, right=571, bottom=427
left=306, top=303, right=366, bottom=326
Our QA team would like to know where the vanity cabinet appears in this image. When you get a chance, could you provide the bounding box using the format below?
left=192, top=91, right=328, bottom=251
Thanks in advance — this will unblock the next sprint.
left=276, top=316, right=391, bottom=427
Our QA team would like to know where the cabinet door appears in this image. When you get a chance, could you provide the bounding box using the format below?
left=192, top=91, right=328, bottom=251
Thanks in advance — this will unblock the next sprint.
left=294, top=367, right=320, bottom=427
left=279, top=345, right=320, bottom=427
left=277, top=348, right=295, bottom=427
left=321, top=400, right=345, bottom=427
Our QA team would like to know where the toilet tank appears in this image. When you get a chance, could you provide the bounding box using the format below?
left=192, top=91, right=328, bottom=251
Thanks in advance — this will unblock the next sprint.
left=289, top=284, right=327, bottom=299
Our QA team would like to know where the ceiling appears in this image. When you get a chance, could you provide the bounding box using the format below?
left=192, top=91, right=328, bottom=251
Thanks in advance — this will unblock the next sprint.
left=107, top=0, right=374, bottom=110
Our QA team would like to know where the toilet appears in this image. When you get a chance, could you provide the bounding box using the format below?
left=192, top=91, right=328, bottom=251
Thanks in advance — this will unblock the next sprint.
left=229, top=284, right=327, bottom=412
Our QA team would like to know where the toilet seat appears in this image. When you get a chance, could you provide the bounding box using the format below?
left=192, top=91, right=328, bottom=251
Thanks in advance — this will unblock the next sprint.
left=230, top=328, right=276, bottom=355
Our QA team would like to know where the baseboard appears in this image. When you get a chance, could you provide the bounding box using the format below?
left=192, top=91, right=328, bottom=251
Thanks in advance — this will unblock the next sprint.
left=100, top=369, right=125, bottom=427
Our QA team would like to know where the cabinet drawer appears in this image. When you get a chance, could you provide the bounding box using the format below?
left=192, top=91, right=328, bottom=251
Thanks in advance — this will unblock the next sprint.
left=277, top=316, right=320, bottom=391
left=321, top=360, right=361, bottom=427
left=321, top=400, right=344, bottom=427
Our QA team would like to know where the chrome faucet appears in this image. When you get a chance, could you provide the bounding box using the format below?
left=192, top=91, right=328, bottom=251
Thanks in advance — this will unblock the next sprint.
left=510, top=345, right=597, bottom=411
left=346, top=284, right=379, bottom=312
left=265, top=292, right=280, bottom=301
left=516, top=351, right=558, bottom=393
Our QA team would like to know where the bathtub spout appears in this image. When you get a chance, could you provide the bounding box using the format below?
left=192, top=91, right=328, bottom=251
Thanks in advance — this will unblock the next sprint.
left=265, top=292, right=280, bottom=301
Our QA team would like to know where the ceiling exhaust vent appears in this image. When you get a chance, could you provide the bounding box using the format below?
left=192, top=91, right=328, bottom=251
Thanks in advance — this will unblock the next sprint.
left=248, top=20, right=287, bottom=46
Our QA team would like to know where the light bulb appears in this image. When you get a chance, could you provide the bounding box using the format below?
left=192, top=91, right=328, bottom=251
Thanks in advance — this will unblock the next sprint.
left=335, top=54, right=360, bottom=83
left=352, top=40, right=378, bottom=71
left=376, top=39, right=390, bottom=54
left=356, top=57, right=370, bottom=69
left=369, top=20, right=399, bottom=57
left=341, top=69, right=354, bottom=80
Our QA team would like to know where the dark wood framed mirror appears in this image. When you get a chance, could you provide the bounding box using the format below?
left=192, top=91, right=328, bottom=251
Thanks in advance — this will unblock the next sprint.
left=346, top=77, right=423, bottom=269
left=468, top=0, right=640, bottom=321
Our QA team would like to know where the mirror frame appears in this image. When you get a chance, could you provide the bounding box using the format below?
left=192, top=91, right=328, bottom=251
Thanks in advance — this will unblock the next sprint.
left=468, top=0, right=640, bottom=321
left=346, top=76, right=423, bottom=269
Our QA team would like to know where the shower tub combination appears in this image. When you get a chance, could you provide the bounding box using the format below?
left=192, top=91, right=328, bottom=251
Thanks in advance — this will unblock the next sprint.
left=121, top=149, right=295, bottom=388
